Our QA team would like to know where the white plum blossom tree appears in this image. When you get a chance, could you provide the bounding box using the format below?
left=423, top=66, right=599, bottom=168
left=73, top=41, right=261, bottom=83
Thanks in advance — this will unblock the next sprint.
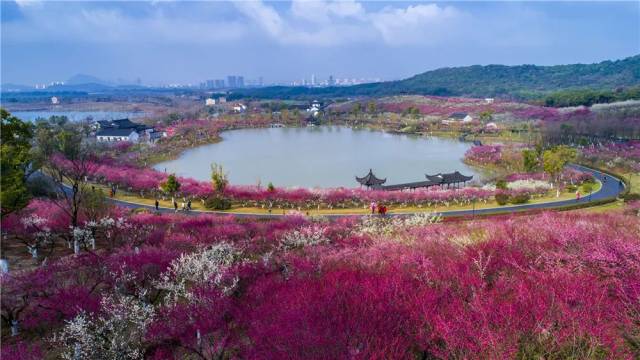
left=155, top=242, right=241, bottom=303
left=279, top=226, right=329, bottom=251
left=71, top=226, right=94, bottom=254
left=55, top=293, right=154, bottom=360
left=356, top=212, right=441, bottom=236
left=20, top=215, right=53, bottom=259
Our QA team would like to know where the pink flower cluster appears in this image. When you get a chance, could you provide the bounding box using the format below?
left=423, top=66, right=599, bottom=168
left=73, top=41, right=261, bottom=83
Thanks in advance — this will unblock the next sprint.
left=513, top=106, right=560, bottom=121
left=581, top=141, right=640, bottom=172
left=464, top=144, right=503, bottom=166
left=505, top=172, right=548, bottom=181
left=507, top=169, right=594, bottom=184
left=2, top=203, right=639, bottom=359
left=164, top=117, right=272, bottom=139
left=87, top=156, right=545, bottom=207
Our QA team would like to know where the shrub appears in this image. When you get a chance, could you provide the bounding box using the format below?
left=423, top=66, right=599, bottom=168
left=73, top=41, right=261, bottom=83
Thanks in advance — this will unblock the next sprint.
left=566, top=184, right=578, bottom=192
left=26, top=176, right=56, bottom=198
left=582, top=182, right=595, bottom=194
left=496, top=179, right=508, bottom=190
left=622, top=193, right=640, bottom=203
left=204, top=196, right=231, bottom=210
left=495, top=193, right=510, bottom=205
left=510, top=193, right=531, bottom=204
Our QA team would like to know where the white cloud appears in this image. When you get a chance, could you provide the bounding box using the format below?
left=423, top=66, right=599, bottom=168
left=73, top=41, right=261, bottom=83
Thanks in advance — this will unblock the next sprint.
left=233, top=0, right=371, bottom=46
left=233, top=0, right=464, bottom=46
left=371, top=4, right=463, bottom=45
left=14, top=0, right=41, bottom=8
left=290, top=0, right=365, bottom=23
left=3, top=4, right=246, bottom=44
left=4, top=1, right=548, bottom=49
left=234, top=1, right=285, bottom=38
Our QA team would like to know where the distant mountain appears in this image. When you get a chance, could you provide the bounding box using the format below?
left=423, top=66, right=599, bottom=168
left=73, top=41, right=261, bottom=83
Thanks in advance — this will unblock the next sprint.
left=0, top=83, right=35, bottom=92
left=66, top=74, right=111, bottom=86
left=238, top=55, right=640, bottom=100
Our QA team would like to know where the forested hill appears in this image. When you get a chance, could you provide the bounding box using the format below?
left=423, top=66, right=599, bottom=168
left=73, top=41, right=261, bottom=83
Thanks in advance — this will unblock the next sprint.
left=238, top=55, right=640, bottom=100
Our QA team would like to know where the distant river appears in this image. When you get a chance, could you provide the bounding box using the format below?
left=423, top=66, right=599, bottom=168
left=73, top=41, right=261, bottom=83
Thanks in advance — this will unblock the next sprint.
left=154, top=126, right=480, bottom=189
left=11, top=110, right=145, bottom=122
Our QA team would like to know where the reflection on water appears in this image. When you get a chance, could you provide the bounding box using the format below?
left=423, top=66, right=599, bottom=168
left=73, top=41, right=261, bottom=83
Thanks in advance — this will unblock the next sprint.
left=154, top=126, right=479, bottom=188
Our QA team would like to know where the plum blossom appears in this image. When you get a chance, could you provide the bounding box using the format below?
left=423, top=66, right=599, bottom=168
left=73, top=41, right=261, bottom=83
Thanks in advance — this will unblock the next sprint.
left=71, top=226, right=95, bottom=253
left=55, top=293, right=154, bottom=360
left=155, top=242, right=241, bottom=303
left=506, top=179, right=553, bottom=191
left=280, top=225, right=330, bottom=250
left=20, top=215, right=53, bottom=258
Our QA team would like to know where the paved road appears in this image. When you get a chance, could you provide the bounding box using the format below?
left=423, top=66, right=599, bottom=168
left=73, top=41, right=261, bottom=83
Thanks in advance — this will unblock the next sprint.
left=104, top=164, right=626, bottom=219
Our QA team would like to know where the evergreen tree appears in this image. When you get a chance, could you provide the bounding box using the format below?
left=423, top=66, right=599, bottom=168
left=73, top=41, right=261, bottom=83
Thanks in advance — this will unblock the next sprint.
left=1, top=109, right=34, bottom=216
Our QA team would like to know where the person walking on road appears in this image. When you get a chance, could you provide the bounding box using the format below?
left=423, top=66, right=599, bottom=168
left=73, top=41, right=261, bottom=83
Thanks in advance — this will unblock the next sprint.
left=173, top=200, right=178, bottom=213
left=576, top=191, right=581, bottom=202
left=155, top=199, right=159, bottom=211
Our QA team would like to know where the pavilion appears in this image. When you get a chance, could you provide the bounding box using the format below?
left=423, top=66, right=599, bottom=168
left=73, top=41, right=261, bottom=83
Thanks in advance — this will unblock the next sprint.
left=355, top=169, right=387, bottom=189
left=425, top=171, right=474, bottom=189
left=356, top=169, right=473, bottom=191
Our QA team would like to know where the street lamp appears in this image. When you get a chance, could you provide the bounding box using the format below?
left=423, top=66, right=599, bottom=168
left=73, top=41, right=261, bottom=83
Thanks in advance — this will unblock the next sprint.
left=472, top=198, right=476, bottom=219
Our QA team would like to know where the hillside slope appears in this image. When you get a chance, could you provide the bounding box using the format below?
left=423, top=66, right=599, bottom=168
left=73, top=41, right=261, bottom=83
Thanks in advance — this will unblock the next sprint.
left=239, top=55, right=640, bottom=99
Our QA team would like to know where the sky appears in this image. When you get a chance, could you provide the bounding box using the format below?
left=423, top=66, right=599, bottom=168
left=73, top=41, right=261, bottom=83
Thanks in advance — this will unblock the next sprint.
left=1, top=0, right=639, bottom=86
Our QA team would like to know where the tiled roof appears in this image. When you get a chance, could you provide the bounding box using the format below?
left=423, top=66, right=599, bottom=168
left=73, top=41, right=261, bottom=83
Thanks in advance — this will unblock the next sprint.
left=96, top=128, right=137, bottom=137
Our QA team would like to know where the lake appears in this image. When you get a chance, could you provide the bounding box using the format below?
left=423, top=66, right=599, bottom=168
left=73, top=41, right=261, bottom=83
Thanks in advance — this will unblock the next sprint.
left=11, top=110, right=145, bottom=122
left=154, top=126, right=480, bottom=188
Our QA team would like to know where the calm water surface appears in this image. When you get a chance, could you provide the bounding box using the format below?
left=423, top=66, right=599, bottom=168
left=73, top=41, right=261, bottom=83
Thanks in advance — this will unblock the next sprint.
left=154, top=127, right=479, bottom=188
left=12, top=111, right=145, bottom=122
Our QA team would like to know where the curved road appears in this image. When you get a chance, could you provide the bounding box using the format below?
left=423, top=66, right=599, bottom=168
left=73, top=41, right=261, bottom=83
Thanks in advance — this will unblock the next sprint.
left=105, top=164, right=626, bottom=219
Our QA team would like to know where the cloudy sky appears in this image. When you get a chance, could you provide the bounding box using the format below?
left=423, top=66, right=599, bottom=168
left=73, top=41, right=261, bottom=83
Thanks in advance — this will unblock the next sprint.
left=1, top=1, right=638, bottom=85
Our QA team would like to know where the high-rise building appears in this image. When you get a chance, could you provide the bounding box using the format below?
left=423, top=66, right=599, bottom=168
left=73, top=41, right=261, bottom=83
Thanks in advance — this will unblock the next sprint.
left=206, top=80, right=215, bottom=89
left=311, top=74, right=316, bottom=86
left=215, top=79, right=225, bottom=88
left=258, top=76, right=264, bottom=87
left=227, top=76, right=237, bottom=88
left=226, top=75, right=245, bottom=88
left=328, top=75, right=335, bottom=86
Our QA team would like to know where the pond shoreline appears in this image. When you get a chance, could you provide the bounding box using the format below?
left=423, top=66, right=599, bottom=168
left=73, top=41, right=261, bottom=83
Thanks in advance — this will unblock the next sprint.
left=151, top=125, right=481, bottom=188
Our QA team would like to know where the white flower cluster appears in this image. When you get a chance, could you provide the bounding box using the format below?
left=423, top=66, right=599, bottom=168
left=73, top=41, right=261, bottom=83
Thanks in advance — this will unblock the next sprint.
left=506, top=180, right=553, bottom=191
left=72, top=227, right=94, bottom=246
left=21, top=215, right=47, bottom=228
left=356, top=213, right=441, bottom=236
left=21, top=215, right=53, bottom=257
left=482, top=184, right=497, bottom=191
left=156, top=242, right=241, bottom=303
left=401, top=212, right=442, bottom=227
left=98, top=217, right=128, bottom=242
left=56, top=294, right=154, bottom=360
left=356, top=216, right=398, bottom=236
left=279, top=226, right=329, bottom=251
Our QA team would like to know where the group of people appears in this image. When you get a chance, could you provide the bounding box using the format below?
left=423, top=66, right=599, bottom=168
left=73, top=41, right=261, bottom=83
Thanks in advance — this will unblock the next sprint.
left=153, top=197, right=192, bottom=213
left=370, top=202, right=388, bottom=216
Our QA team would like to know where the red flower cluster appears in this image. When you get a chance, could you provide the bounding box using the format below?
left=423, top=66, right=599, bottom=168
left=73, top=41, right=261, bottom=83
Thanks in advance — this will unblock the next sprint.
left=2, top=201, right=639, bottom=358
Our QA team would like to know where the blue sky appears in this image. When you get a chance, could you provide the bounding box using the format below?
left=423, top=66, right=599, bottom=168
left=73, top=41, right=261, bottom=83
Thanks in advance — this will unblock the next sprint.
left=1, top=1, right=638, bottom=85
